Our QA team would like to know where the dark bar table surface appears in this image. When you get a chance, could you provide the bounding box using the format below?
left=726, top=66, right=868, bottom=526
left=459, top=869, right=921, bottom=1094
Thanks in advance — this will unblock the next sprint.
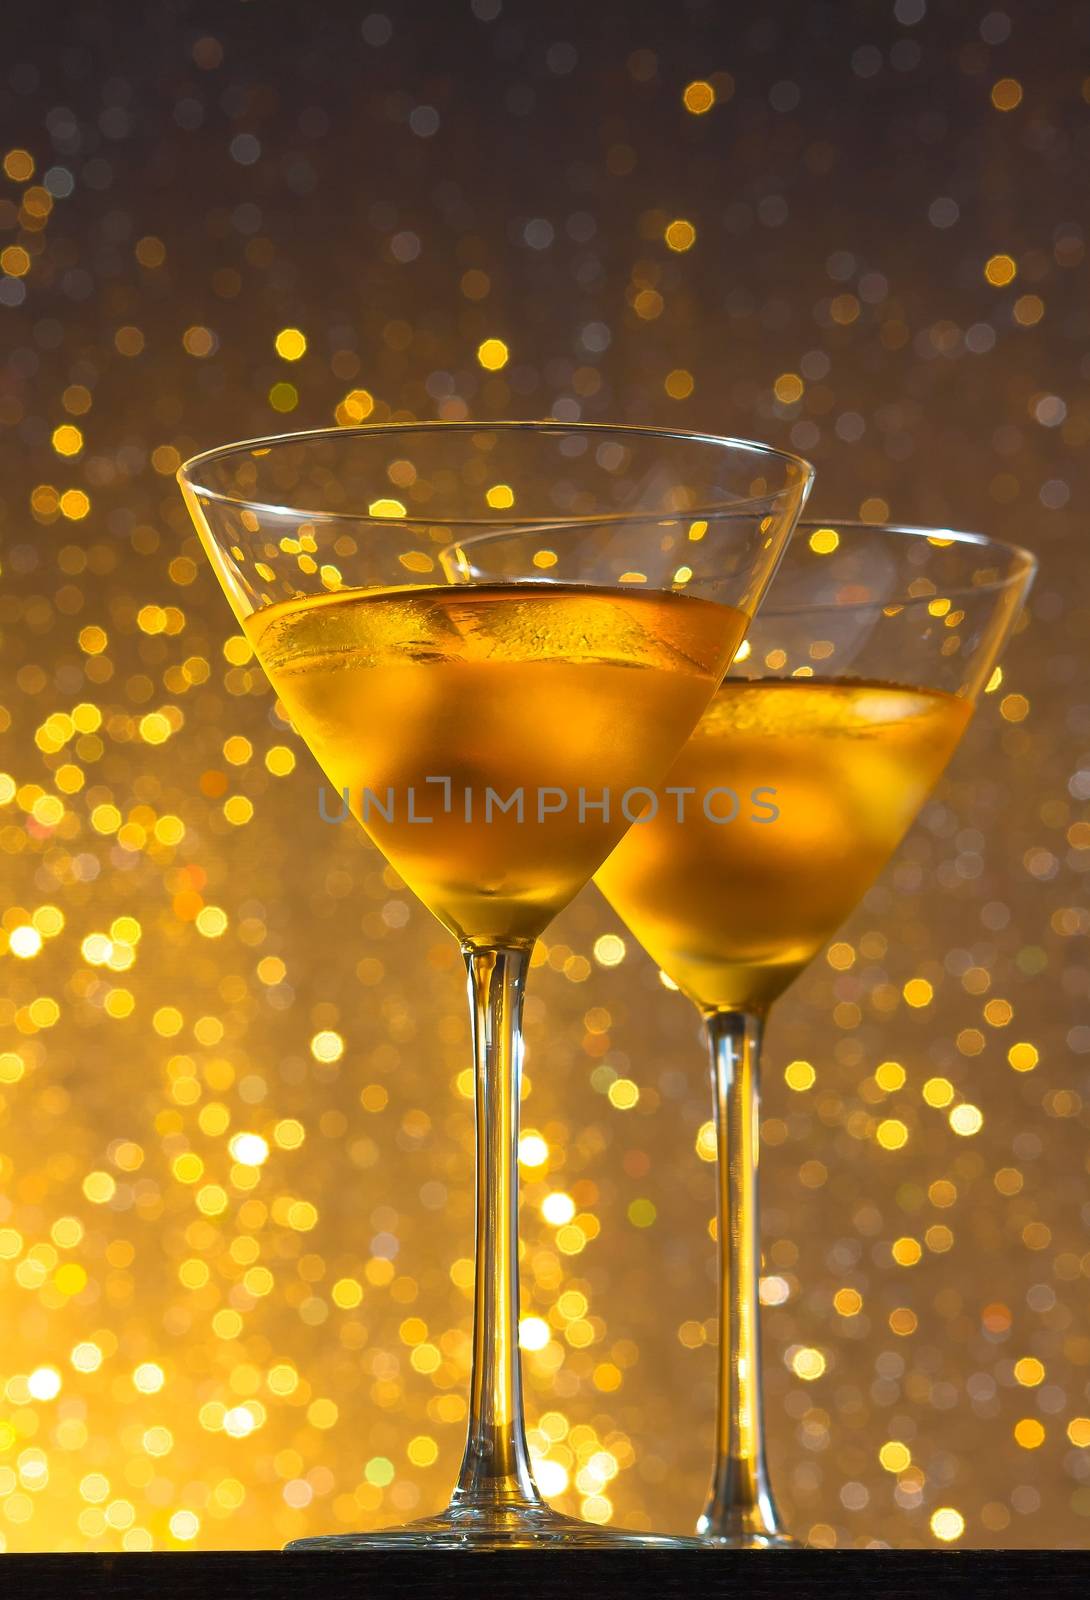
left=5, top=1549, right=1090, bottom=1599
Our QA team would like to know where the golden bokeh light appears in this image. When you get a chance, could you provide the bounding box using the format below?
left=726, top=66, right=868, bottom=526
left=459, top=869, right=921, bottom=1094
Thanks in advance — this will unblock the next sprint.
left=664, top=218, right=696, bottom=252
left=274, top=327, right=308, bottom=361
left=682, top=80, right=715, bottom=115
left=991, top=77, right=1023, bottom=111
left=930, top=1507, right=965, bottom=1543
left=476, top=337, right=509, bottom=370
left=985, top=253, right=1017, bottom=286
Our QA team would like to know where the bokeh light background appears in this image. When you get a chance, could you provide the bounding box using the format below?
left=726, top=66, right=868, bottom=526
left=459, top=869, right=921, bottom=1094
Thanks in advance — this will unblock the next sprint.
left=0, top=0, right=1087, bottom=1553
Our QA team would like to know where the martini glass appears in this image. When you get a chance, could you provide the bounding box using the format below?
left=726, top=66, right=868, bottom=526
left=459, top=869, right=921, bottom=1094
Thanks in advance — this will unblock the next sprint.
left=594, top=521, right=1036, bottom=1546
left=178, top=423, right=813, bottom=1550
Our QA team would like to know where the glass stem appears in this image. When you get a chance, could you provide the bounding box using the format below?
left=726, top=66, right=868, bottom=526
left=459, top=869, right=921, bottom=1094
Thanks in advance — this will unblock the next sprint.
left=450, top=943, right=542, bottom=1512
left=698, top=1008, right=789, bottom=1544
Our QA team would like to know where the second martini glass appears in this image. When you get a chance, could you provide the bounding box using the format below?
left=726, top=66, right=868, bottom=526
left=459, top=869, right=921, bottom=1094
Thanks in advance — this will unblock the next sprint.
left=178, top=423, right=812, bottom=1549
left=594, top=521, right=1036, bottom=1546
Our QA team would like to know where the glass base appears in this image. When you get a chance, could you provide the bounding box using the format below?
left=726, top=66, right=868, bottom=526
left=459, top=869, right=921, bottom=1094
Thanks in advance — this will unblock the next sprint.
left=285, top=1501, right=706, bottom=1551
left=697, top=1490, right=796, bottom=1549
left=699, top=1530, right=798, bottom=1550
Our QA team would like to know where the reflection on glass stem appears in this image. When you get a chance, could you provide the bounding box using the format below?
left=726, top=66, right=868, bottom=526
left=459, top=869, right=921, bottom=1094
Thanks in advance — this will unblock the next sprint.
left=699, top=1009, right=795, bottom=1548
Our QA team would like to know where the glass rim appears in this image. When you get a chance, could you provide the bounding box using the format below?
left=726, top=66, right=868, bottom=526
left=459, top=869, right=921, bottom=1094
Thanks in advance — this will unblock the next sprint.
left=176, top=420, right=815, bottom=530
left=753, top=517, right=1038, bottom=617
